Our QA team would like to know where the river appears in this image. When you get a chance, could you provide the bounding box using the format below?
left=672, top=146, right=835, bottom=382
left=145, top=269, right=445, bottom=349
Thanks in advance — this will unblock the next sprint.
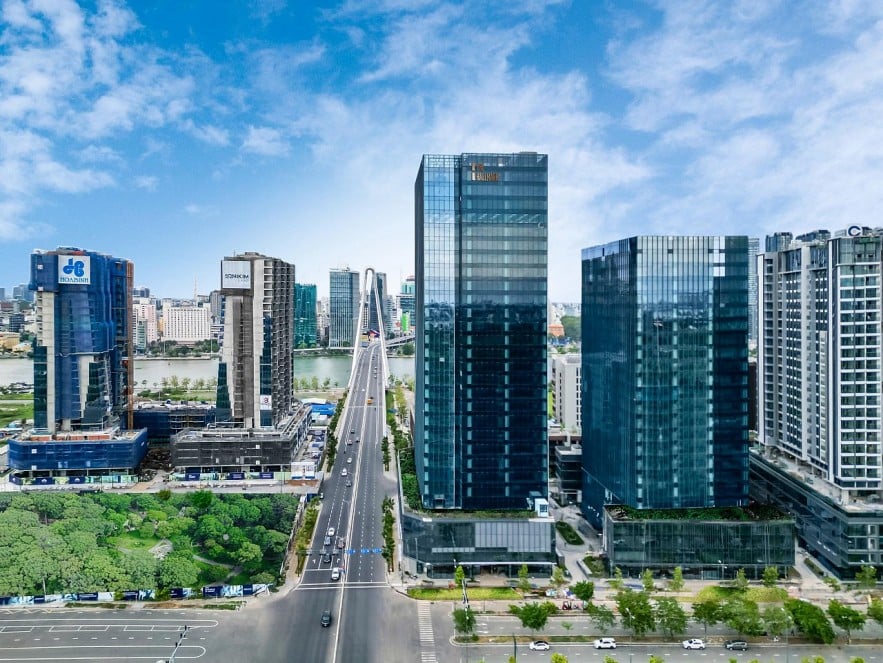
left=0, top=356, right=415, bottom=389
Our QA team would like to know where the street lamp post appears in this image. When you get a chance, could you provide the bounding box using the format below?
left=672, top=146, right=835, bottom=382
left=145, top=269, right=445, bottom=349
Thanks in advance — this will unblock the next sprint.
left=168, top=624, right=188, bottom=662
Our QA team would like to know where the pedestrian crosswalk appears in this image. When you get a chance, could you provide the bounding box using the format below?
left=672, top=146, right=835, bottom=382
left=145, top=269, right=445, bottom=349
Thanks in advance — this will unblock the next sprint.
left=417, top=603, right=437, bottom=663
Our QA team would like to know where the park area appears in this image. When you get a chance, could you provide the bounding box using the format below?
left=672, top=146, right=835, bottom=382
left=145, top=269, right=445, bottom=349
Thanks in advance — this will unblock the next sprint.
left=0, top=490, right=299, bottom=598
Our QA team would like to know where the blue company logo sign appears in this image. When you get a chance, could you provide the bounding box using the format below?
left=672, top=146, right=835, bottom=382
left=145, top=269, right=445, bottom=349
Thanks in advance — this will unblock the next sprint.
left=847, top=224, right=863, bottom=238
left=57, top=255, right=91, bottom=285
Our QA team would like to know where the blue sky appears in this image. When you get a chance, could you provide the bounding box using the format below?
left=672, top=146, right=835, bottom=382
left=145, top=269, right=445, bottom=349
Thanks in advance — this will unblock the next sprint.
left=1, top=0, right=882, bottom=302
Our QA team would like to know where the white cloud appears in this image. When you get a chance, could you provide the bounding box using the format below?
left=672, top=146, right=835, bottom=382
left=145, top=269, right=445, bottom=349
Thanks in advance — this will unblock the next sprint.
left=241, top=125, right=289, bottom=156
left=134, top=175, right=158, bottom=191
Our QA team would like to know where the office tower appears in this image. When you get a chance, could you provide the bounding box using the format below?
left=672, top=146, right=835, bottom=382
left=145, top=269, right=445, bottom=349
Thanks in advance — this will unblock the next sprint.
left=132, top=285, right=150, bottom=298
left=13, top=283, right=33, bottom=302
left=163, top=305, right=211, bottom=343
left=295, top=283, right=318, bottom=348
left=550, top=353, right=581, bottom=432
left=29, top=248, right=134, bottom=431
left=7, top=248, right=149, bottom=483
left=748, top=237, right=759, bottom=345
left=329, top=268, right=360, bottom=348
left=216, top=253, right=295, bottom=428
left=581, top=236, right=750, bottom=526
left=415, top=152, right=549, bottom=511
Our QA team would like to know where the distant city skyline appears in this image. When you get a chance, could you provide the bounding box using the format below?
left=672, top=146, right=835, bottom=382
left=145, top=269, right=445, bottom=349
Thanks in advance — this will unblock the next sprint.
left=1, top=2, right=881, bottom=302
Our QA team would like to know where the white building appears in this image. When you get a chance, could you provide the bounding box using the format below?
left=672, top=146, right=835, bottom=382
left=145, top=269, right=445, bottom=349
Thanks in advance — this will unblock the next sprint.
left=163, top=305, right=211, bottom=344
left=759, top=228, right=882, bottom=495
left=132, top=299, right=158, bottom=350
left=550, top=353, right=581, bottom=432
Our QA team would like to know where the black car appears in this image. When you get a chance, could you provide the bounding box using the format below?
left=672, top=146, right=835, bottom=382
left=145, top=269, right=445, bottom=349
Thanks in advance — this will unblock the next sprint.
left=321, top=610, right=332, bottom=627
left=724, top=640, right=748, bottom=651
left=322, top=552, right=331, bottom=564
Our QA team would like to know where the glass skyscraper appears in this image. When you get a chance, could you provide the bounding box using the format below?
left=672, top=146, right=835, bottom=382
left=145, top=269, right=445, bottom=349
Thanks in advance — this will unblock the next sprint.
left=294, top=283, right=318, bottom=347
left=29, top=247, right=133, bottom=432
left=329, top=268, right=360, bottom=348
left=415, top=152, right=549, bottom=511
left=581, top=236, right=750, bottom=527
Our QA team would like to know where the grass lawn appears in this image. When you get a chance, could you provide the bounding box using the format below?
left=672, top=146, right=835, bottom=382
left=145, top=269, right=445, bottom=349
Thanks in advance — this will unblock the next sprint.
left=0, top=392, right=34, bottom=400
left=695, top=584, right=788, bottom=603
left=107, top=532, right=162, bottom=552
left=0, top=403, right=33, bottom=427
left=227, top=571, right=251, bottom=586
left=407, top=587, right=520, bottom=601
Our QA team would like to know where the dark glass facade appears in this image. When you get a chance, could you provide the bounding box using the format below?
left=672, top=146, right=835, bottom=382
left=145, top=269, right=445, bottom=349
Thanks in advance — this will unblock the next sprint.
left=602, top=507, right=794, bottom=579
left=294, top=283, right=318, bottom=348
left=329, top=269, right=360, bottom=348
left=29, top=248, right=133, bottom=432
left=750, top=451, right=883, bottom=578
left=415, top=153, right=548, bottom=511
left=581, top=237, right=750, bottom=527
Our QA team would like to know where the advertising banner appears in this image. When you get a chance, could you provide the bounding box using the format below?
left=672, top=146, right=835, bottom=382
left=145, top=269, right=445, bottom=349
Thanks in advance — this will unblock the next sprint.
left=259, top=472, right=274, bottom=479
left=58, top=255, right=91, bottom=285
left=221, top=260, right=251, bottom=289
left=202, top=586, right=221, bottom=598
left=228, top=472, right=245, bottom=480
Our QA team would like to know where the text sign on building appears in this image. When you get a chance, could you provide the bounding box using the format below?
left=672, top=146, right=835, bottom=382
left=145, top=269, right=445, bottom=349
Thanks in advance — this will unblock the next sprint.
left=259, top=395, right=272, bottom=411
left=57, top=255, right=91, bottom=285
left=221, top=260, right=251, bottom=289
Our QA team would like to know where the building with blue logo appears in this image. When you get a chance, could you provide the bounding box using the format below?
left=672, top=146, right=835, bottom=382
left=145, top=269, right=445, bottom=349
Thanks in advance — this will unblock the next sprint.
left=8, top=247, right=149, bottom=484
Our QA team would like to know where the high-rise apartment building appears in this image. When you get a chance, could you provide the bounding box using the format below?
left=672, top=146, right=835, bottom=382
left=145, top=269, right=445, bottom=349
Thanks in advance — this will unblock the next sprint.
left=132, top=298, right=158, bottom=350
left=368, top=272, right=388, bottom=337
left=415, top=152, right=549, bottom=511
left=216, top=253, right=295, bottom=428
left=748, top=237, right=760, bottom=345
left=752, top=227, right=883, bottom=577
left=329, top=268, right=360, bottom=348
left=163, top=305, right=211, bottom=343
left=581, top=236, right=750, bottom=526
left=295, top=283, right=318, bottom=347
left=550, top=353, right=581, bottom=432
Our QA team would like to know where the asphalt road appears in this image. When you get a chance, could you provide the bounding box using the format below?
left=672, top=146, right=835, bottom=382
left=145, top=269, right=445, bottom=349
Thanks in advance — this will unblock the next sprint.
left=0, top=609, right=220, bottom=661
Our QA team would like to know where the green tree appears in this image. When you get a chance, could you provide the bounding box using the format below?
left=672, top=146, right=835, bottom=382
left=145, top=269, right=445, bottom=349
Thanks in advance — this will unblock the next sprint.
left=648, top=657, right=665, bottom=663
left=733, top=568, right=749, bottom=592
left=868, top=597, right=883, bottom=626
left=551, top=566, right=565, bottom=588
left=190, top=490, right=214, bottom=511
left=609, top=566, right=625, bottom=590
left=722, top=597, right=764, bottom=636
left=855, top=565, right=877, bottom=590
left=454, top=565, right=465, bottom=587
left=762, top=604, right=793, bottom=641
left=452, top=607, right=476, bottom=637
left=669, top=566, right=684, bottom=592
left=615, top=588, right=655, bottom=636
left=560, top=315, right=580, bottom=341
left=509, top=601, right=557, bottom=633
left=762, top=565, right=779, bottom=588
left=234, top=541, right=264, bottom=572
left=586, top=603, right=616, bottom=631
left=828, top=599, right=866, bottom=643
left=691, top=598, right=723, bottom=636
left=157, top=553, right=199, bottom=589
left=786, top=598, right=836, bottom=644
left=571, top=580, right=594, bottom=602
left=518, top=564, right=531, bottom=591
left=550, top=654, right=568, bottom=663
left=641, top=568, right=655, bottom=593
left=655, top=596, right=687, bottom=638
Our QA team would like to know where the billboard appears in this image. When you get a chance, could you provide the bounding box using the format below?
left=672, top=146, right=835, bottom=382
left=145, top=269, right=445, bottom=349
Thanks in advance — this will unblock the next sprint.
left=259, top=394, right=272, bottom=411
left=58, top=255, right=91, bottom=285
left=221, top=260, right=251, bottom=289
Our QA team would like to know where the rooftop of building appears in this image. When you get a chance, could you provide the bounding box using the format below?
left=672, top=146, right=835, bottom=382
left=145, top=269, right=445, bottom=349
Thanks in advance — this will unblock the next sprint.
left=15, top=427, right=144, bottom=442
left=750, top=445, right=883, bottom=513
left=605, top=502, right=790, bottom=522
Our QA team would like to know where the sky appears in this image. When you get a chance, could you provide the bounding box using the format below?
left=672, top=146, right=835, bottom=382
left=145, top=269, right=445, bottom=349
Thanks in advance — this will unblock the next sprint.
left=2, top=0, right=883, bottom=303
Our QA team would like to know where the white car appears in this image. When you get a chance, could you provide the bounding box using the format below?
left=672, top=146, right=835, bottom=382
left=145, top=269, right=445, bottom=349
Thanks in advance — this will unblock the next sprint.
left=341, top=468, right=348, bottom=477
left=326, top=527, right=335, bottom=537
left=682, top=639, right=706, bottom=650
left=593, top=637, right=616, bottom=649
left=347, top=456, right=352, bottom=464
left=330, top=567, right=341, bottom=581
left=528, top=640, right=550, bottom=651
